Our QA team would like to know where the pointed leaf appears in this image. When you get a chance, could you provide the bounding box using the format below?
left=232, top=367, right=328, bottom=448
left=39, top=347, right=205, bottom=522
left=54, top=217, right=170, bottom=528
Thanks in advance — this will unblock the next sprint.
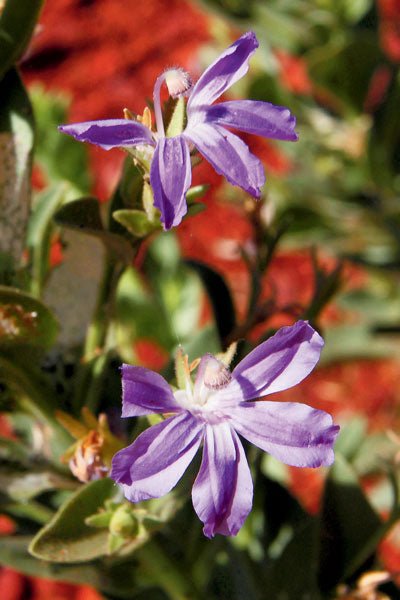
left=113, top=209, right=161, bottom=238
left=0, top=0, right=44, bottom=79
left=185, top=259, right=236, bottom=346
left=318, top=454, right=382, bottom=591
left=29, top=478, right=118, bottom=563
left=27, top=185, right=66, bottom=297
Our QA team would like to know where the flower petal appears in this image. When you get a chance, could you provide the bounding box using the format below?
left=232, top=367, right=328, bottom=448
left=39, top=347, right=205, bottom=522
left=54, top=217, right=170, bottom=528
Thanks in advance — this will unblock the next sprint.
left=121, top=364, right=181, bottom=417
left=58, top=119, right=154, bottom=150
left=217, top=321, right=323, bottom=403
left=111, top=412, right=204, bottom=502
left=192, top=422, right=253, bottom=537
left=150, top=136, right=191, bottom=230
left=204, top=100, right=298, bottom=141
left=230, top=401, right=339, bottom=467
left=187, top=32, right=258, bottom=115
left=184, top=123, right=265, bottom=197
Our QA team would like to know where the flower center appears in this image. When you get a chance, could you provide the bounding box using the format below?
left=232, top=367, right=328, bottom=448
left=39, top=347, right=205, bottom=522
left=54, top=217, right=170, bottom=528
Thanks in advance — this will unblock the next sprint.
left=173, top=355, right=231, bottom=422
left=153, top=68, right=192, bottom=137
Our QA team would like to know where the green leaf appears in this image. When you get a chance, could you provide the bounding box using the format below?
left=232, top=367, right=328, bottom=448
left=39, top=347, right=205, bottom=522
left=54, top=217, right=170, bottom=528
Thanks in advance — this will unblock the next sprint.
left=0, top=468, right=75, bottom=501
left=29, top=478, right=118, bottom=563
left=321, top=324, right=398, bottom=363
left=113, top=209, right=161, bottom=238
left=54, top=197, right=134, bottom=262
left=264, top=520, right=321, bottom=600
left=4, top=500, right=54, bottom=525
left=0, top=0, right=44, bottom=79
left=0, top=536, right=106, bottom=589
left=186, top=184, right=209, bottom=203
left=186, top=202, right=206, bottom=217
left=0, top=69, right=34, bottom=271
left=318, top=454, right=382, bottom=591
left=31, top=86, right=92, bottom=191
left=308, top=33, right=383, bottom=114
left=0, top=285, right=59, bottom=348
left=369, top=71, right=400, bottom=188
left=108, top=158, right=145, bottom=227
left=185, top=259, right=236, bottom=346
left=26, top=185, right=67, bottom=297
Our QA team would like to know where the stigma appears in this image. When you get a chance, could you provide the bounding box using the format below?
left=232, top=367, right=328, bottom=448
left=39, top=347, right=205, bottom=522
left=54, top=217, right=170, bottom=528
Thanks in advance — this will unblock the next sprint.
left=164, top=68, right=192, bottom=98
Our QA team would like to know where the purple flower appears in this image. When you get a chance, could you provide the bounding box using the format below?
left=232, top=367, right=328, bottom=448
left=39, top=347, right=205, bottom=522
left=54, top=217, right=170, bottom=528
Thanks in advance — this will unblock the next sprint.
left=59, top=32, right=297, bottom=230
left=111, top=321, right=339, bottom=538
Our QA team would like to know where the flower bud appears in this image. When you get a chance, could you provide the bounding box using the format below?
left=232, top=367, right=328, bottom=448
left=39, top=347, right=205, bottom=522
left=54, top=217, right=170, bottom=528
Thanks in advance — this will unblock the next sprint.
left=109, top=505, right=138, bottom=538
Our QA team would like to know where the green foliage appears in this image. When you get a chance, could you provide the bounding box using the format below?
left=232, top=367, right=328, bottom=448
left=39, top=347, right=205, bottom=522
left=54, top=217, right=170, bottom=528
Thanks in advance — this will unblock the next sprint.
left=29, top=478, right=117, bottom=562
left=0, top=285, right=59, bottom=348
left=1, top=0, right=400, bottom=598
left=318, top=455, right=383, bottom=589
left=0, top=69, right=33, bottom=279
left=54, top=197, right=135, bottom=263
left=0, top=0, right=44, bottom=80
left=30, top=86, right=92, bottom=192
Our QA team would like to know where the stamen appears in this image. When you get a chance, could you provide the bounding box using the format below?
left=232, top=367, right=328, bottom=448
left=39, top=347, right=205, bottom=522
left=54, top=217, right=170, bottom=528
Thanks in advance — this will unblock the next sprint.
left=123, top=108, right=134, bottom=120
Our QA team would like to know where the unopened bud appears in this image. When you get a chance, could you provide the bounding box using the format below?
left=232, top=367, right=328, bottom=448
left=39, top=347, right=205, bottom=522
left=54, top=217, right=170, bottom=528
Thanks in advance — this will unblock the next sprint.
left=109, top=505, right=138, bottom=538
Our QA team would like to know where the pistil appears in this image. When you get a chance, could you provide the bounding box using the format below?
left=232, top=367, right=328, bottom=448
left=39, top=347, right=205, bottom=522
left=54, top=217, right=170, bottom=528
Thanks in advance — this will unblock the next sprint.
left=153, top=68, right=192, bottom=137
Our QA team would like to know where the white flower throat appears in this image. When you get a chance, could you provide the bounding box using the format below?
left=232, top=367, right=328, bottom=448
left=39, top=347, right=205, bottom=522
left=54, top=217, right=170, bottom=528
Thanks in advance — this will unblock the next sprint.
left=174, top=355, right=232, bottom=420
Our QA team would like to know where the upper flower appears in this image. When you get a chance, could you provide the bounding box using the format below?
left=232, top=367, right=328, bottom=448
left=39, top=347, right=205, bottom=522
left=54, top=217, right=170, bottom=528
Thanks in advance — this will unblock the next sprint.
left=110, top=321, right=339, bottom=538
left=59, top=32, right=298, bottom=230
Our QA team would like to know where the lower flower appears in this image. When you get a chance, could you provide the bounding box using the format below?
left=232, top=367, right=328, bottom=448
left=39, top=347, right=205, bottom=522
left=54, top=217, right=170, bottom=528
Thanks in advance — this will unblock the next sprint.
left=111, top=320, right=339, bottom=537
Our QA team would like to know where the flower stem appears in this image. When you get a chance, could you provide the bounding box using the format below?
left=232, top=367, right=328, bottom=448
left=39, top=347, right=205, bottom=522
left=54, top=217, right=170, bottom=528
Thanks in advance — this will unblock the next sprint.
left=74, top=255, right=123, bottom=413
left=137, top=539, right=202, bottom=600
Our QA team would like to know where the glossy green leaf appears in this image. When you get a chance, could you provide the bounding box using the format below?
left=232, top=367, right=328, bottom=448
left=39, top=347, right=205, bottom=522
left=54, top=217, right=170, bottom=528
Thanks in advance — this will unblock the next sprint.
left=0, top=0, right=44, bottom=79
left=113, top=208, right=161, bottom=238
left=0, top=286, right=59, bottom=348
left=318, top=454, right=382, bottom=591
left=0, top=69, right=33, bottom=270
left=54, top=197, right=134, bottom=262
left=186, top=185, right=209, bottom=203
left=29, top=478, right=118, bottom=563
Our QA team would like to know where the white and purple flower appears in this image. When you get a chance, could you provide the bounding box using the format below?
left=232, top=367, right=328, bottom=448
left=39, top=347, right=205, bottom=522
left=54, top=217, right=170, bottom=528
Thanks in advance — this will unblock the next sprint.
left=59, top=32, right=298, bottom=230
left=111, top=321, right=339, bottom=538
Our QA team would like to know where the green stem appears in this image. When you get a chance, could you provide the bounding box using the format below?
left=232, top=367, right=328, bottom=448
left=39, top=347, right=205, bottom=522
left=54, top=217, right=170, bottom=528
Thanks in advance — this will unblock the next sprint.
left=74, top=255, right=123, bottom=413
left=84, top=257, right=122, bottom=360
left=137, top=539, right=202, bottom=600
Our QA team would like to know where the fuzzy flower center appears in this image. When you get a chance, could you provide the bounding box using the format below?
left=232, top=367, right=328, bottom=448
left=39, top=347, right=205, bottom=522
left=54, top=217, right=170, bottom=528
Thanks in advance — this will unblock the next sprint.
left=174, top=355, right=231, bottom=423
